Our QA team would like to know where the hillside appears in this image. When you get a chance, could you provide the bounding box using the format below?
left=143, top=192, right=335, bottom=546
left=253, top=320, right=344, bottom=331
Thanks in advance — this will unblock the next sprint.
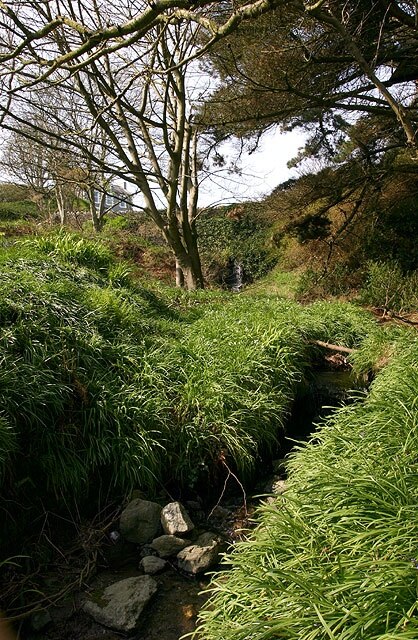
left=0, top=179, right=417, bottom=639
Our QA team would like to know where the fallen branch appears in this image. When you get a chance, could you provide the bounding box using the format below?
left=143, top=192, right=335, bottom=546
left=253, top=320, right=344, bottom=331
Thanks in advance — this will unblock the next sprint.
left=372, top=307, right=418, bottom=326
left=390, top=313, right=418, bottom=326
left=311, top=340, right=356, bottom=354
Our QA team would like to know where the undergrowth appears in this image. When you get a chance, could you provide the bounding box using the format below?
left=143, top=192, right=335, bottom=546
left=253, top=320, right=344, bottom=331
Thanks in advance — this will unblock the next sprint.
left=360, top=261, right=418, bottom=314
left=0, top=233, right=387, bottom=553
left=194, top=329, right=418, bottom=640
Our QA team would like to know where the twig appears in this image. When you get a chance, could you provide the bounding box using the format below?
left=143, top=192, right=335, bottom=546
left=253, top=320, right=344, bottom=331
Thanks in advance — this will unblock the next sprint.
left=208, top=457, right=247, bottom=519
left=390, top=313, right=418, bottom=326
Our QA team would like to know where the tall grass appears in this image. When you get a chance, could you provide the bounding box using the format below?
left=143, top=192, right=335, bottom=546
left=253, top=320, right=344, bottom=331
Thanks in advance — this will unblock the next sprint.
left=31, top=231, right=113, bottom=274
left=145, top=299, right=307, bottom=484
left=0, top=252, right=171, bottom=510
left=360, top=261, right=418, bottom=313
left=194, top=331, right=418, bottom=640
left=0, top=234, right=388, bottom=548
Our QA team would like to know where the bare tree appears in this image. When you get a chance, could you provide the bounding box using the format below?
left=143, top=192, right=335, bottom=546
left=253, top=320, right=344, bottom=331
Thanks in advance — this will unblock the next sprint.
left=0, top=121, right=78, bottom=222
left=0, top=0, right=280, bottom=289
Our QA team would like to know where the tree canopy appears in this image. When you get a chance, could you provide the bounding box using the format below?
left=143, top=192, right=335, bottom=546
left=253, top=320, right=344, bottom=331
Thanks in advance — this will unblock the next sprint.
left=0, top=0, right=417, bottom=288
left=202, top=0, right=417, bottom=153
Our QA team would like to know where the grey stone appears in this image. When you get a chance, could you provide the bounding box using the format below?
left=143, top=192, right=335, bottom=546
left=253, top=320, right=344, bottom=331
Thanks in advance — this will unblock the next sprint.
left=177, top=532, right=224, bottom=574
left=150, top=534, right=189, bottom=558
left=119, top=498, right=162, bottom=544
left=140, top=556, right=167, bottom=574
left=210, top=505, right=231, bottom=520
left=161, top=502, right=194, bottom=536
left=264, top=476, right=287, bottom=495
left=83, top=576, right=157, bottom=633
left=271, top=479, right=287, bottom=495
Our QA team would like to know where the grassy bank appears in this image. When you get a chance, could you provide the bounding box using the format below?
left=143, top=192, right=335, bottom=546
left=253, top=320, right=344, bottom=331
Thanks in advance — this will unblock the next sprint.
left=0, top=234, right=381, bottom=546
left=194, top=328, right=418, bottom=640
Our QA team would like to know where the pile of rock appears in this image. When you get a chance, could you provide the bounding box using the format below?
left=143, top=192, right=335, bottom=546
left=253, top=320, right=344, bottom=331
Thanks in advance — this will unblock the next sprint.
left=83, top=498, right=225, bottom=633
left=119, top=498, right=225, bottom=575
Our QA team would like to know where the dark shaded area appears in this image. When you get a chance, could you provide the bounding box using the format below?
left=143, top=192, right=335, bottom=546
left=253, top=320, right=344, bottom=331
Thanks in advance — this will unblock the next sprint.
left=286, top=369, right=359, bottom=450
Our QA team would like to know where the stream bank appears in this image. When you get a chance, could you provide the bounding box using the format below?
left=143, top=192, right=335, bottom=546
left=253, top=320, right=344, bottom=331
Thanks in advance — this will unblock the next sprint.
left=10, top=366, right=363, bottom=640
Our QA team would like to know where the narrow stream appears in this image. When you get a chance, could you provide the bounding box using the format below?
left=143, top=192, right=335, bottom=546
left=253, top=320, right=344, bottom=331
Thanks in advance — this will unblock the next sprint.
left=21, top=368, right=363, bottom=640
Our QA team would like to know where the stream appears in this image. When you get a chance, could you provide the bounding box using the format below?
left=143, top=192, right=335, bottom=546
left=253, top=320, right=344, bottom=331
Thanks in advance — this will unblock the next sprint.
left=20, top=368, right=361, bottom=640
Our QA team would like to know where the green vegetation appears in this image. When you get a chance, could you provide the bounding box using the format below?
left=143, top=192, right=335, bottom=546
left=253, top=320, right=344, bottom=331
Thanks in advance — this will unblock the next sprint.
left=0, top=248, right=170, bottom=515
left=0, top=200, right=38, bottom=221
left=0, top=182, right=32, bottom=202
left=245, top=267, right=301, bottom=298
left=0, top=234, right=379, bottom=544
left=194, top=329, right=418, bottom=640
left=0, top=0, right=416, bottom=630
left=197, top=206, right=278, bottom=285
left=0, top=230, right=417, bottom=636
left=360, top=261, right=418, bottom=314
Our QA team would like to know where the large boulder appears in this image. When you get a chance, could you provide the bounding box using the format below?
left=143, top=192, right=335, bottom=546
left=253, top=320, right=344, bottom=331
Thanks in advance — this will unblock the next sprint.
left=150, top=534, right=189, bottom=558
left=120, top=498, right=162, bottom=544
left=177, top=532, right=224, bottom=574
left=83, top=576, right=157, bottom=633
left=161, top=501, right=194, bottom=536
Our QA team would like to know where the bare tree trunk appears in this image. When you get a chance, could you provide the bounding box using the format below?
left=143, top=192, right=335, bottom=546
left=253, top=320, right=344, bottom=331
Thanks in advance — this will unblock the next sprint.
left=55, top=183, right=67, bottom=225
left=175, top=250, right=203, bottom=290
left=175, top=259, right=185, bottom=287
left=88, top=186, right=106, bottom=232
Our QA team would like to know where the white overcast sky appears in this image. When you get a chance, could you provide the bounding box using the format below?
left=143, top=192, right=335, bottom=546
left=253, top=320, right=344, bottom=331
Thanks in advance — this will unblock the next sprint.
left=198, top=128, right=306, bottom=207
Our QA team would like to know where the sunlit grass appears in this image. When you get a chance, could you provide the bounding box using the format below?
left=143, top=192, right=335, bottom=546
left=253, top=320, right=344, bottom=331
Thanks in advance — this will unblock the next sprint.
left=0, top=233, right=396, bottom=554
left=245, top=266, right=302, bottom=298
left=194, top=332, right=418, bottom=640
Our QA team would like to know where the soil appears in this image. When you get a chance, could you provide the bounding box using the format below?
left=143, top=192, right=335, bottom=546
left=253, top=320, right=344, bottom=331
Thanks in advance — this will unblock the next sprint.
left=23, top=567, right=209, bottom=640
left=18, top=500, right=254, bottom=640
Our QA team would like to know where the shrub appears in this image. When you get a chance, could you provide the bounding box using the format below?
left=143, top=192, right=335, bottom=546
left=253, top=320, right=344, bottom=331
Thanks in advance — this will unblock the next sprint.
left=103, top=214, right=133, bottom=231
left=197, top=211, right=278, bottom=285
left=0, top=201, right=38, bottom=221
left=360, top=260, right=418, bottom=313
left=296, top=263, right=358, bottom=301
left=0, top=183, right=31, bottom=202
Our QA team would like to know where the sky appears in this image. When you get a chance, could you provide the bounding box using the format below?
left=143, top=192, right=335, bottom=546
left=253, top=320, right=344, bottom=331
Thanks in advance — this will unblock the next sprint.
left=198, top=128, right=306, bottom=207
left=0, top=126, right=306, bottom=210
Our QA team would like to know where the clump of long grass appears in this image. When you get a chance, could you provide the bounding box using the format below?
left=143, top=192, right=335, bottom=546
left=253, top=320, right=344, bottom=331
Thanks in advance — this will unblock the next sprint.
left=31, top=231, right=113, bottom=274
left=300, top=300, right=378, bottom=348
left=351, top=323, right=414, bottom=380
left=0, top=253, right=171, bottom=514
left=0, top=237, right=388, bottom=549
left=146, top=298, right=307, bottom=484
left=195, top=331, right=418, bottom=640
